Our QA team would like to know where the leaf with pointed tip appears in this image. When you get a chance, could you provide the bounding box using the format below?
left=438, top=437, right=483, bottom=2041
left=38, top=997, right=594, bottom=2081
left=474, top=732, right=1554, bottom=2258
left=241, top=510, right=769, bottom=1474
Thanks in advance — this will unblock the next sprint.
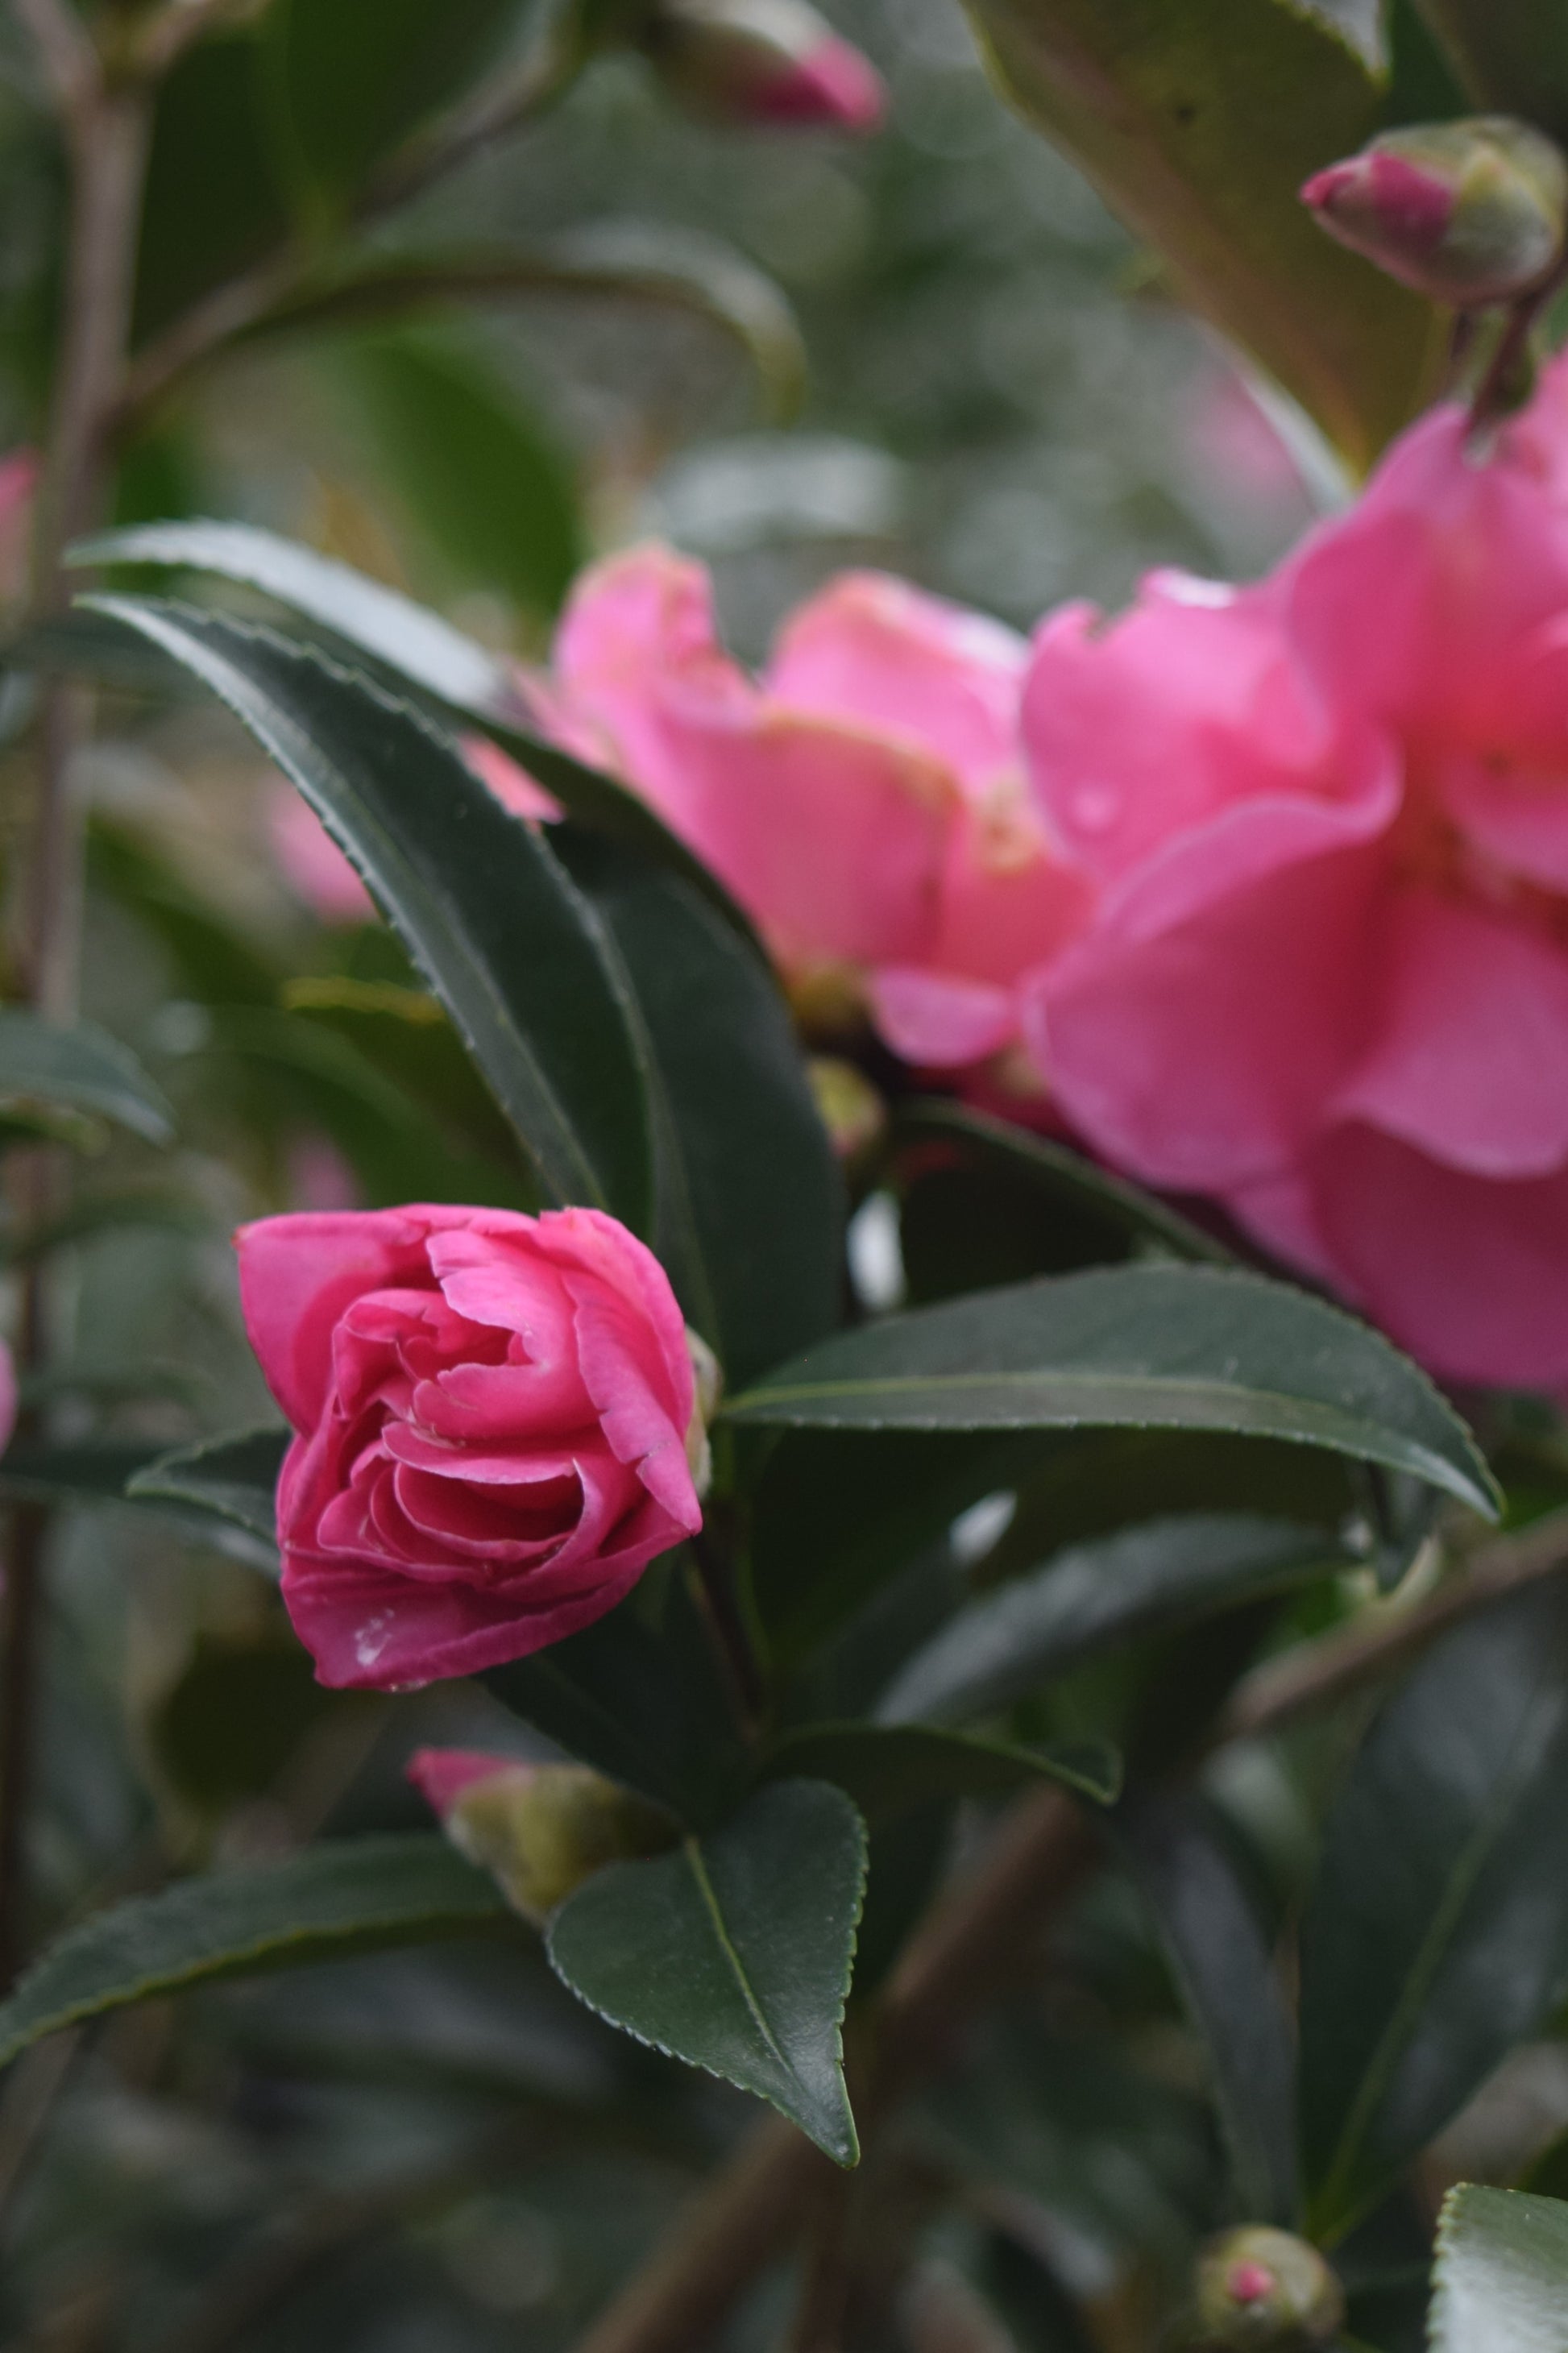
left=724, top=1265, right=1497, bottom=1522
left=547, top=1779, right=866, bottom=2163
left=1300, top=1582, right=1568, bottom=2242
left=0, top=1011, right=172, bottom=1146
left=877, top=1515, right=1350, bottom=1728
left=761, top=1722, right=1121, bottom=1819
left=127, top=1426, right=288, bottom=1554
left=82, top=597, right=653, bottom=1226
left=1409, top=0, right=1568, bottom=140
left=1430, top=2184, right=1568, bottom=2352
left=69, top=524, right=760, bottom=952
left=1121, top=1793, right=1298, bottom=2226
left=0, top=1836, right=510, bottom=2068
left=956, top=0, right=1444, bottom=466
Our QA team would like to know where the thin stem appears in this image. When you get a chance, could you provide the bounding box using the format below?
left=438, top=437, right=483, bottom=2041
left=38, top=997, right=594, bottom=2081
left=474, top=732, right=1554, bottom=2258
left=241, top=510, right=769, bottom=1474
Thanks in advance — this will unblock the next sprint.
left=572, top=1512, right=1568, bottom=2353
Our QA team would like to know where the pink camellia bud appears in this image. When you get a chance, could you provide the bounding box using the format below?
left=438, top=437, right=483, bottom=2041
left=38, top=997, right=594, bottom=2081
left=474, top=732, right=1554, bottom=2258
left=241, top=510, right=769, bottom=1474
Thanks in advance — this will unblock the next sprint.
left=1301, top=116, right=1568, bottom=308
left=1193, top=2227, right=1345, bottom=2347
left=235, top=1204, right=706, bottom=1689
left=645, top=0, right=884, bottom=131
left=408, top=1748, right=674, bottom=1919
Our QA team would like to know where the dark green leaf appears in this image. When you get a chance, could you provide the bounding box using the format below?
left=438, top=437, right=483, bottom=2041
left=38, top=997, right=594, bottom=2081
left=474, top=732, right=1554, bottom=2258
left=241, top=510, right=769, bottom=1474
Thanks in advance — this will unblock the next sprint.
left=0, top=1011, right=172, bottom=1145
left=0, top=1438, right=280, bottom=1573
left=0, top=1836, right=510, bottom=2067
left=896, top=1102, right=1231, bottom=1280
left=327, top=331, right=583, bottom=618
left=1120, top=1793, right=1298, bottom=2226
left=263, top=0, right=522, bottom=208
left=485, top=1561, right=752, bottom=1828
left=956, top=0, right=1445, bottom=467
left=151, top=1633, right=338, bottom=1811
left=761, top=1722, right=1121, bottom=1818
left=554, top=831, right=841, bottom=1388
left=82, top=598, right=653, bottom=1225
left=547, top=1778, right=866, bottom=2163
left=134, top=32, right=290, bottom=340
left=1300, top=1582, right=1568, bottom=2241
left=877, top=1515, right=1350, bottom=1728
left=70, top=522, right=761, bottom=950
left=127, top=1426, right=288, bottom=1551
left=1430, top=2184, right=1568, bottom=2352
left=724, top=1265, right=1496, bottom=1521
left=281, top=976, right=525, bottom=1168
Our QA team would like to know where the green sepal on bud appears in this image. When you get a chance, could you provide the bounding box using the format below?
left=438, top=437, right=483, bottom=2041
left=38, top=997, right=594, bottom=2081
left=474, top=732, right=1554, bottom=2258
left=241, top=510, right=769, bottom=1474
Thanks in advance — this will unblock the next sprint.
left=1301, top=117, right=1568, bottom=309
left=408, top=1751, right=677, bottom=1923
left=1191, top=2227, right=1346, bottom=2350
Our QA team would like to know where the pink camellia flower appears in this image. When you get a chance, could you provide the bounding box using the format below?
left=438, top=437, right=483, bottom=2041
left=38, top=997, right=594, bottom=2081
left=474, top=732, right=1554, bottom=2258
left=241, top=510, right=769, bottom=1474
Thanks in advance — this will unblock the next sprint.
left=1021, top=362, right=1568, bottom=1388
left=537, top=546, right=1092, bottom=1072
left=267, top=739, right=554, bottom=925
left=236, top=1204, right=703, bottom=1689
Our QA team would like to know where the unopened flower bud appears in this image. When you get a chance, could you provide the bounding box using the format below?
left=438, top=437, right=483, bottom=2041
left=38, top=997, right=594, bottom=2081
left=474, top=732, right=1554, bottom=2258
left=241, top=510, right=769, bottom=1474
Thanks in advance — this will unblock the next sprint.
left=808, top=1056, right=886, bottom=1164
left=1193, top=2229, right=1345, bottom=2349
left=1301, top=117, right=1568, bottom=308
left=643, top=0, right=884, bottom=131
left=408, top=1749, right=674, bottom=1921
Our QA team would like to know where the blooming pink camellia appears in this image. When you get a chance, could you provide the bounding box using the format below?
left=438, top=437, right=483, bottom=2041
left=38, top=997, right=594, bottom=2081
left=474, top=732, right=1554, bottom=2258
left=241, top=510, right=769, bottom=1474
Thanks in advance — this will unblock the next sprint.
left=535, top=546, right=1092, bottom=1073
left=1020, top=357, right=1568, bottom=1388
left=237, top=1205, right=703, bottom=1689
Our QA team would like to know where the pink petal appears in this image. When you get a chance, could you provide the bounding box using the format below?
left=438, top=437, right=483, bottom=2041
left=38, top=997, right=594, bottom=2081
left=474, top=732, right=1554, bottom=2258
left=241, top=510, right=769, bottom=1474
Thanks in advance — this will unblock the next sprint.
left=868, top=968, right=1017, bottom=1068
left=406, top=1747, right=525, bottom=1819
left=1027, top=785, right=1399, bottom=1190
left=768, top=571, right=1025, bottom=793
left=236, top=1210, right=457, bottom=1432
left=1332, top=888, right=1568, bottom=1176
left=461, top=733, right=559, bottom=823
left=268, top=786, right=375, bottom=924
left=1312, top=1122, right=1568, bottom=1388
left=280, top=1552, right=650, bottom=1689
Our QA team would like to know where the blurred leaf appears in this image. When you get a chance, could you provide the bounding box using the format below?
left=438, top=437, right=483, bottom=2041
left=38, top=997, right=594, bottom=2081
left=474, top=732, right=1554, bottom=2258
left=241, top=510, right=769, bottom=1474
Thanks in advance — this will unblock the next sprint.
left=90, top=819, right=284, bottom=1007
left=0, top=1838, right=511, bottom=2065
left=746, top=1427, right=1043, bottom=1663
left=761, top=1721, right=1122, bottom=1818
left=73, top=521, right=761, bottom=950
left=327, top=330, right=583, bottom=618
left=84, top=599, right=654, bottom=1226
left=547, top=1778, right=866, bottom=2163
left=1120, top=1792, right=1298, bottom=2226
left=5, top=609, right=199, bottom=697
left=1382, top=0, right=1472, bottom=123
left=1408, top=0, right=1568, bottom=140
left=0, top=1011, right=173, bottom=1144
left=151, top=1631, right=336, bottom=1810
left=0, top=1185, right=212, bottom=1268
left=724, top=1265, right=1498, bottom=1521
left=0, top=1438, right=280, bottom=1571
left=896, top=1102, right=1231, bottom=1291
left=262, top=0, right=524, bottom=213
left=128, top=1425, right=288, bottom=1553
left=133, top=31, right=290, bottom=340
left=282, top=977, right=525, bottom=1167
left=877, top=1515, right=1351, bottom=1728
left=956, top=0, right=1444, bottom=467
left=1430, top=2184, right=1568, bottom=2352
left=554, top=831, right=842, bottom=1389
left=486, top=1561, right=753, bottom=1828
left=1299, top=1582, right=1568, bottom=2241
left=247, top=226, right=808, bottom=422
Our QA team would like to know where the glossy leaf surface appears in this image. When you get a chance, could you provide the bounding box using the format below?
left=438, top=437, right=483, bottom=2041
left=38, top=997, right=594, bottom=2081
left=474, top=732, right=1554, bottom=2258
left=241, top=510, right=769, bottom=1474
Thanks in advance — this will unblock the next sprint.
left=85, top=597, right=653, bottom=1226
left=956, top=0, right=1443, bottom=466
left=554, top=831, right=841, bottom=1388
left=1300, top=1582, right=1568, bottom=2240
left=0, top=1837, right=510, bottom=2067
left=877, top=1514, right=1349, bottom=1727
left=71, top=522, right=760, bottom=948
left=547, top=1779, right=866, bottom=2163
left=127, top=1426, right=288, bottom=1553
left=1430, top=2184, right=1568, bottom=2353
left=725, top=1265, right=1496, bottom=1520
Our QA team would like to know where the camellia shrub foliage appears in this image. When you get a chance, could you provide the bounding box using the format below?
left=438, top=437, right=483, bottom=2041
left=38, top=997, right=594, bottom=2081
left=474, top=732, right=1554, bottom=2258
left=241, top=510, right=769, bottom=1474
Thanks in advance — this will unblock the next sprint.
left=13, top=1, right=1568, bottom=2350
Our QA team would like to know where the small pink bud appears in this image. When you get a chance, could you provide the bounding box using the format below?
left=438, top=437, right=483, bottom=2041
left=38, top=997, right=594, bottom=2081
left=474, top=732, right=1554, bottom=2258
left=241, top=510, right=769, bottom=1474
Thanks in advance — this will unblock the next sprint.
left=1301, top=116, right=1568, bottom=308
left=408, top=1748, right=674, bottom=1920
left=645, top=0, right=884, bottom=131
left=1194, top=2228, right=1343, bottom=2347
